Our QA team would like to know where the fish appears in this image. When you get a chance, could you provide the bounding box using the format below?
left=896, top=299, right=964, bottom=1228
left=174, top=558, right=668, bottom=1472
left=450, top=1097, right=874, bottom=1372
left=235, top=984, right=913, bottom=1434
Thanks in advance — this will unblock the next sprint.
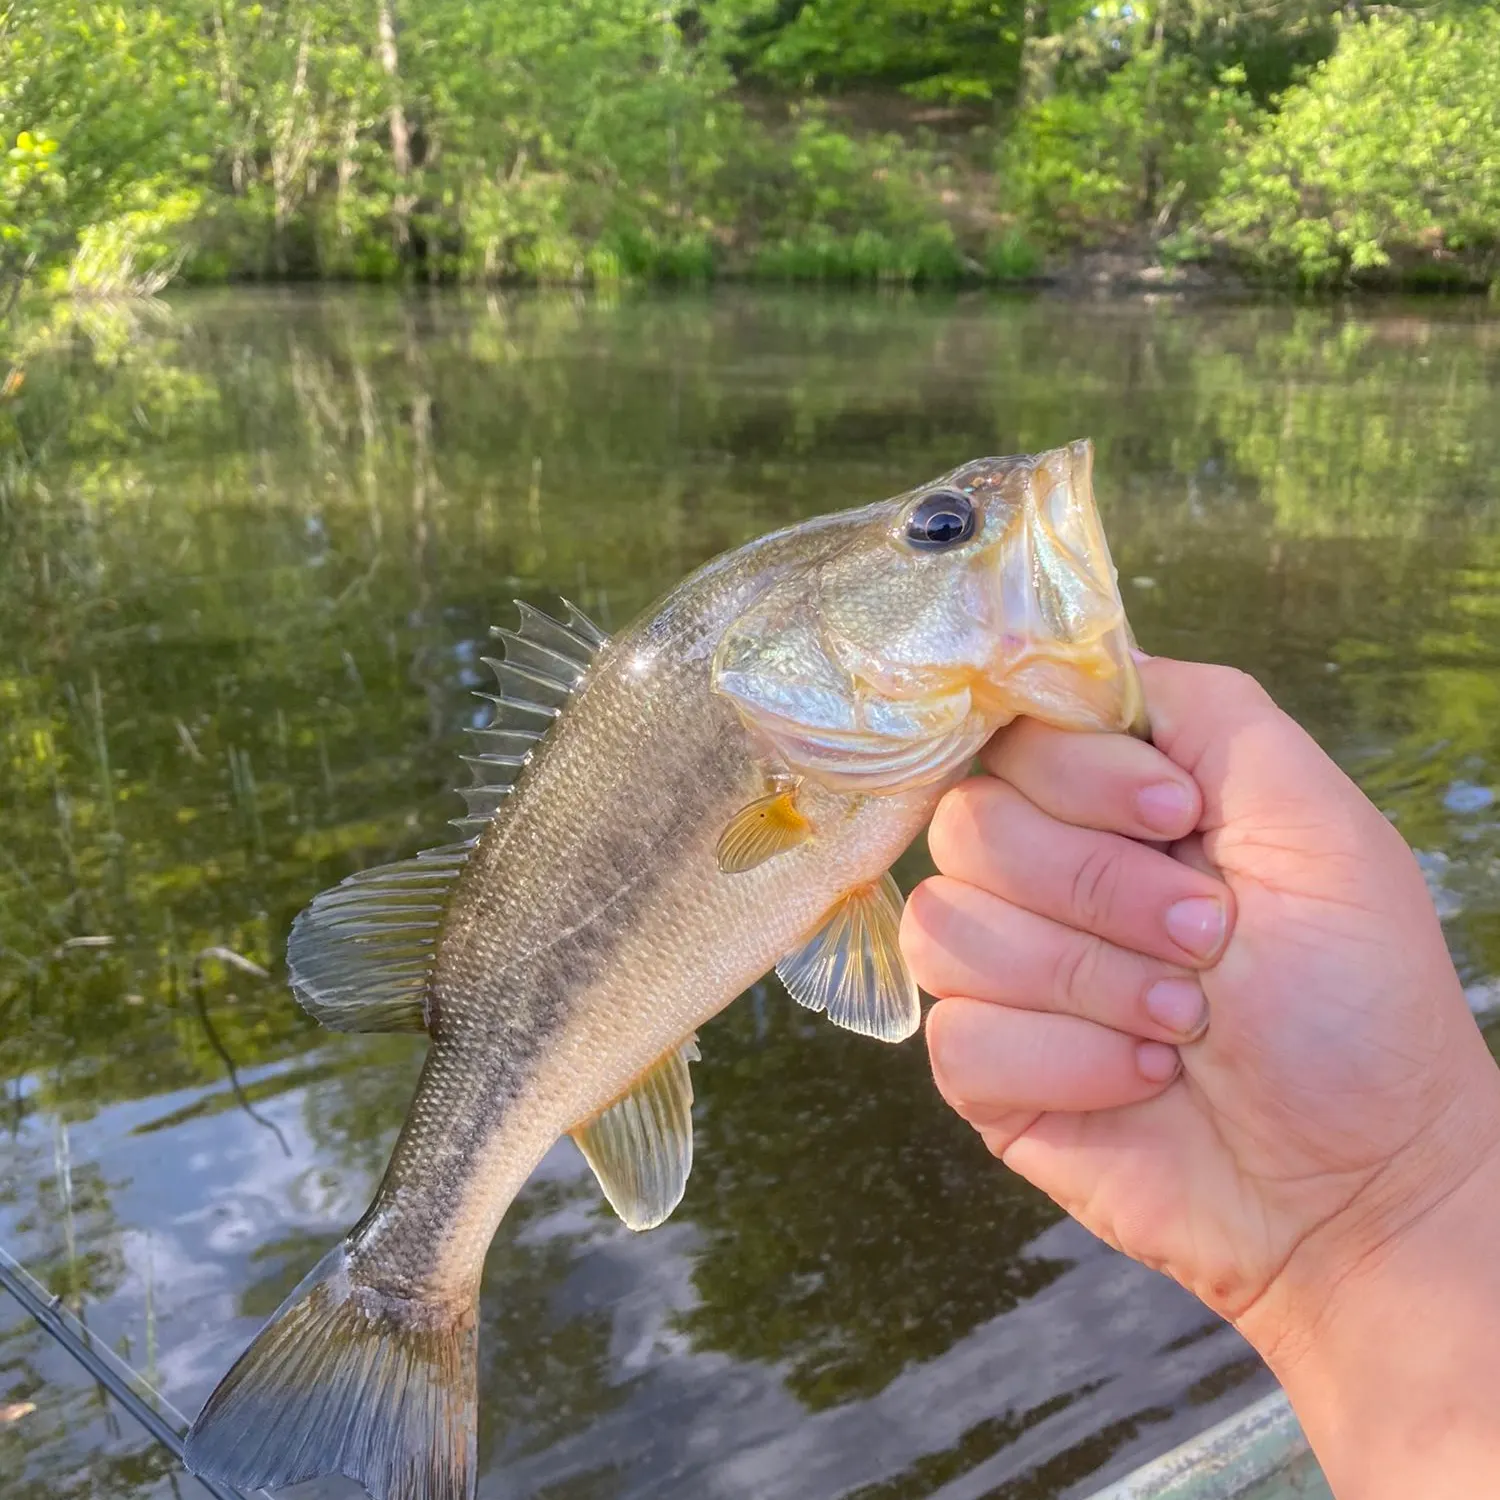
left=183, top=439, right=1146, bottom=1500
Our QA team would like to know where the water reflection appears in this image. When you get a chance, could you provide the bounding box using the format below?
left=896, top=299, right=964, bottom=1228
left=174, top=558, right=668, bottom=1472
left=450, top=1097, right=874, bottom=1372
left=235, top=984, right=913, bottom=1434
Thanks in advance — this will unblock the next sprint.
left=2, top=288, right=1499, bottom=1497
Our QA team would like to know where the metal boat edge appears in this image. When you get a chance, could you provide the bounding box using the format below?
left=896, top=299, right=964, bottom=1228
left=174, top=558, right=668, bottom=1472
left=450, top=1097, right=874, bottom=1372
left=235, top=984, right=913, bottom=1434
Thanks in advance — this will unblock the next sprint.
left=1082, top=1392, right=1332, bottom=1500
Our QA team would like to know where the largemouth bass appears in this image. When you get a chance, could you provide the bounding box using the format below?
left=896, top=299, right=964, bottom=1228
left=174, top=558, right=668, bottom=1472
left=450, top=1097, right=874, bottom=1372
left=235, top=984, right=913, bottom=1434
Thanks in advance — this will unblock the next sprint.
left=184, top=440, right=1145, bottom=1500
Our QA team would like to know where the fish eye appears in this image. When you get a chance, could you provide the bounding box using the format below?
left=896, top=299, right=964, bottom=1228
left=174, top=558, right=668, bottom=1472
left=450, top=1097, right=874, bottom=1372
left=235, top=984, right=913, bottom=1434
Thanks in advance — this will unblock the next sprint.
left=904, top=489, right=976, bottom=551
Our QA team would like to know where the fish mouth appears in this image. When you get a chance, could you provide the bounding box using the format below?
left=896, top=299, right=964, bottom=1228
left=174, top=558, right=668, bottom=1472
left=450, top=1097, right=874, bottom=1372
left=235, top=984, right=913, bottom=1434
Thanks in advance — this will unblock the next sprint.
left=975, top=440, right=1149, bottom=738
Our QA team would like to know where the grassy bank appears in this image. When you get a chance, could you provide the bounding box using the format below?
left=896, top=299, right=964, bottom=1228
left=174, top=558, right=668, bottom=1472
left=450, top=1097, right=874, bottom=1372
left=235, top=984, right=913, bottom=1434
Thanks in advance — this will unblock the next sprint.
left=2, top=2, right=1498, bottom=303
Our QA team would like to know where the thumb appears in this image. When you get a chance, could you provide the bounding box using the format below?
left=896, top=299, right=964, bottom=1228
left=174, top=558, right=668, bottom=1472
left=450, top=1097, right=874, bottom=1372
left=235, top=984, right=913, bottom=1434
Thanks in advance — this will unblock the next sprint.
left=1136, top=656, right=1385, bottom=861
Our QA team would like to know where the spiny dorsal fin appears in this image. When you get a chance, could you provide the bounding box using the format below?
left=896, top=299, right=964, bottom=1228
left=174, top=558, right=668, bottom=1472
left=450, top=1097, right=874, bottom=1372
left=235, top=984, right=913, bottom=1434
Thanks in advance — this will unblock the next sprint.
left=287, top=842, right=475, bottom=1033
left=570, top=1036, right=699, bottom=1231
left=455, top=598, right=609, bottom=834
left=287, top=601, right=610, bottom=1031
left=776, top=873, right=921, bottom=1042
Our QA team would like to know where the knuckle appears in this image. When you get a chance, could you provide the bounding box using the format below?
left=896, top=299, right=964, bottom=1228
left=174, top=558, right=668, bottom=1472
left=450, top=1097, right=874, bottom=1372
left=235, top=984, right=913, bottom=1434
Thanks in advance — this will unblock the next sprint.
left=1211, top=664, right=1273, bottom=713
left=1069, top=842, right=1124, bottom=929
left=1052, top=930, right=1106, bottom=1012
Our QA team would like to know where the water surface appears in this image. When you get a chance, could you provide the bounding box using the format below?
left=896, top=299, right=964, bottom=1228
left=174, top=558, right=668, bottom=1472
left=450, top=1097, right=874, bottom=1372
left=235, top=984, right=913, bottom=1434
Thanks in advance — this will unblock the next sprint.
left=4, top=288, right=1500, bottom=1500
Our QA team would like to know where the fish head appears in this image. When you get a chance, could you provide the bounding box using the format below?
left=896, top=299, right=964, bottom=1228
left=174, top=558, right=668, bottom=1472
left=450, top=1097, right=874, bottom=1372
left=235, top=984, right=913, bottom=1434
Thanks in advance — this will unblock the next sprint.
left=712, top=440, right=1146, bottom=792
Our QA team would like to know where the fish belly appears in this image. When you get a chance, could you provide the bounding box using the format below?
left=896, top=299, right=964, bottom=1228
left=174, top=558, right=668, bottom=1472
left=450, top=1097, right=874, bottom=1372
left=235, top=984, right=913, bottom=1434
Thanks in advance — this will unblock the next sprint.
left=346, top=772, right=938, bottom=1300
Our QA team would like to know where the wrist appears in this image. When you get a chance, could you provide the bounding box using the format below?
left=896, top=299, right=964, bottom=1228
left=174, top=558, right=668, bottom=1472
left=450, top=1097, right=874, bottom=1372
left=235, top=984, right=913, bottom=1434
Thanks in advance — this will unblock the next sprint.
left=1240, top=1086, right=1500, bottom=1496
left=1240, top=1066, right=1500, bottom=1368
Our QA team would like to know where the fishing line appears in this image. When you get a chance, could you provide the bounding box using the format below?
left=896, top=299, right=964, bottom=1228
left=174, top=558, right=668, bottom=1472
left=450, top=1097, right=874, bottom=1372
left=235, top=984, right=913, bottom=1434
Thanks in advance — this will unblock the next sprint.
left=0, top=1245, right=261, bottom=1500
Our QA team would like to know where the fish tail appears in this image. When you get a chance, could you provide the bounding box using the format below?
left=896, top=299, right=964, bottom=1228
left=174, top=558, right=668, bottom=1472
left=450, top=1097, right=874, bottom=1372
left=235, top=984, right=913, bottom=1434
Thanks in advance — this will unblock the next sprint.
left=184, top=1241, right=478, bottom=1500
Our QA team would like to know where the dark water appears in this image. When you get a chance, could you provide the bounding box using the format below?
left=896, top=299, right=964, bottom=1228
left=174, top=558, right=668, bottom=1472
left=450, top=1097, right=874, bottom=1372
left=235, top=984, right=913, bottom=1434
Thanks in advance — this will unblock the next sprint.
left=3, top=288, right=1500, bottom=1500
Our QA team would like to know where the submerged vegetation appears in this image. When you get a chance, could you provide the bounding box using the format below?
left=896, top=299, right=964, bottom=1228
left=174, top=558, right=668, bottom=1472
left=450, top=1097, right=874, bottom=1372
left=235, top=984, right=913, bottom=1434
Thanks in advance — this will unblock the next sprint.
left=6, top=290, right=1500, bottom=1125
left=1, top=0, right=1496, bottom=299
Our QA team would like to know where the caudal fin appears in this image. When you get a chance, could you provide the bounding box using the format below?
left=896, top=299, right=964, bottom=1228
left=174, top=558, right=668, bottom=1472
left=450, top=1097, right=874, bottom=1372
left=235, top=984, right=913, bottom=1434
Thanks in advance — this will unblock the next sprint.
left=184, top=1242, right=478, bottom=1500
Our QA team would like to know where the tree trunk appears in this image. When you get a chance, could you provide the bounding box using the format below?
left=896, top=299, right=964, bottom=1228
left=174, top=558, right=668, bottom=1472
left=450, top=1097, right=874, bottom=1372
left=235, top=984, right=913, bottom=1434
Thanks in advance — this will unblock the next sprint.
left=1140, top=0, right=1170, bottom=225
left=376, top=0, right=413, bottom=253
left=270, top=25, right=312, bottom=274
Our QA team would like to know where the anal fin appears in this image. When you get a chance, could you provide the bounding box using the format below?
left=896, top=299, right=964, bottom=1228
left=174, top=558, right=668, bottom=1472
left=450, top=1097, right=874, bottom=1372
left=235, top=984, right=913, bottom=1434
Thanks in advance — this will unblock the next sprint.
left=570, top=1037, right=699, bottom=1231
left=776, top=873, right=920, bottom=1042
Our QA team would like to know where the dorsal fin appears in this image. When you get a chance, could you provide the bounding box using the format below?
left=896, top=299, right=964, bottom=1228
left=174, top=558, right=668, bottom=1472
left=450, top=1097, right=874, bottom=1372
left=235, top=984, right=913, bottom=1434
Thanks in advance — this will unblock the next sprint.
left=287, top=842, right=475, bottom=1033
left=286, top=601, right=609, bottom=1034
left=454, top=598, right=609, bottom=834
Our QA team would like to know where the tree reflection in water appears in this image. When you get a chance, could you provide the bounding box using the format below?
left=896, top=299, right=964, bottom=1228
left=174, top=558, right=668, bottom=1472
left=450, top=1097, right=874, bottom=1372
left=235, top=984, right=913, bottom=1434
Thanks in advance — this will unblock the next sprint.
left=3, top=289, right=1500, bottom=1497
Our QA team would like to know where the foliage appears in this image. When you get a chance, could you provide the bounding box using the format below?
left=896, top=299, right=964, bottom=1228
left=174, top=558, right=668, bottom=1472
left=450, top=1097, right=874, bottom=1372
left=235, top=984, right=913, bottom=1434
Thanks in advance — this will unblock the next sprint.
left=0, top=0, right=992, bottom=294
left=738, top=109, right=971, bottom=283
left=1206, top=12, right=1500, bottom=286
left=983, top=228, right=1042, bottom=280
left=1, top=0, right=1497, bottom=297
left=1002, top=52, right=1257, bottom=242
left=0, top=1, right=218, bottom=298
left=1, top=131, right=63, bottom=291
left=705, top=0, right=1029, bottom=102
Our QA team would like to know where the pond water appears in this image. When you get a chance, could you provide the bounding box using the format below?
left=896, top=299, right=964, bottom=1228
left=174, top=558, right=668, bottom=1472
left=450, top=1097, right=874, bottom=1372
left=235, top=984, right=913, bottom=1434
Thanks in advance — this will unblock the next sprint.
left=3, top=288, right=1500, bottom=1500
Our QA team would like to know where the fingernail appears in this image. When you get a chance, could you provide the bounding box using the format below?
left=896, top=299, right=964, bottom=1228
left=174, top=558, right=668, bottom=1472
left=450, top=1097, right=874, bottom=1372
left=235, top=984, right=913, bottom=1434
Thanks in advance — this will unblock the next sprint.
left=1165, top=896, right=1227, bottom=961
left=1137, top=780, right=1194, bottom=836
left=1145, top=978, right=1208, bottom=1039
left=1136, top=1041, right=1180, bottom=1083
left=1130, top=647, right=1152, bottom=663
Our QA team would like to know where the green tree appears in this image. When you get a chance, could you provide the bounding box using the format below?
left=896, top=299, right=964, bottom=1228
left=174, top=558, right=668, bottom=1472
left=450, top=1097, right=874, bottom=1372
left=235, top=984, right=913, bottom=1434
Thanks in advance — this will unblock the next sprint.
left=707, top=0, right=1030, bottom=103
left=0, top=1, right=214, bottom=297
left=1207, top=11, right=1500, bottom=286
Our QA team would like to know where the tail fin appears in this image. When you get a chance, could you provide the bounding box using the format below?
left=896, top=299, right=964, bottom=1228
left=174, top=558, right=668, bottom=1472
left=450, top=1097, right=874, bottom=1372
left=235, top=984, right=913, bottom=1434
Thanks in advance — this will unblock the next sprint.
left=184, top=1242, right=478, bottom=1500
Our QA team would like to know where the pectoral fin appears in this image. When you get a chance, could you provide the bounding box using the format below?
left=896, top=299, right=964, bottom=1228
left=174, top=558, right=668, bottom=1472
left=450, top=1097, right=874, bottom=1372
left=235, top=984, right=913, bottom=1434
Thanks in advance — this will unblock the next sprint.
left=716, top=789, right=811, bottom=874
left=776, top=873, right=920, bottom=1042
left=570, top=1037, right=700, bottom=1231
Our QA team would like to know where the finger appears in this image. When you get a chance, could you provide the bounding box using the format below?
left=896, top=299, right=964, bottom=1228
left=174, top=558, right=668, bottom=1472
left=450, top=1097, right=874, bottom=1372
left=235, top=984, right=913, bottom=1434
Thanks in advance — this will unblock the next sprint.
left=1169, top=830, right=1221, bottom=881
left=902, top=876, right=1209, bottom=1043
left=976, top=1112, right=1044, bottom=1160
left=997, top=1085, right=1204, bottom=1243
left=1133, top=656, right=1365, bottom=841
left=981, top=718, right=1202, bottom=842
left=927, top=778, right=1234, bottom=967
left=926, top=997, right=1181, bottom=1122
left=1138, top=653, right=1420, bottom=907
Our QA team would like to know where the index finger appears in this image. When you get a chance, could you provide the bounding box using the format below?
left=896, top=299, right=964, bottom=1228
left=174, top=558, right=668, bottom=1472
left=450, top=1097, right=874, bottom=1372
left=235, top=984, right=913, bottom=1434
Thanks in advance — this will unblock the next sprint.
left=981, top=718, right=1203, bottom=843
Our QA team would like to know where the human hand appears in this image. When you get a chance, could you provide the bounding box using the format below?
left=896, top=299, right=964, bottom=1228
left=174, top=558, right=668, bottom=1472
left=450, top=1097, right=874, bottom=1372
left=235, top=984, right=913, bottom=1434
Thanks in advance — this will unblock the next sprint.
left=900, top=656, right=1500, bottom=1362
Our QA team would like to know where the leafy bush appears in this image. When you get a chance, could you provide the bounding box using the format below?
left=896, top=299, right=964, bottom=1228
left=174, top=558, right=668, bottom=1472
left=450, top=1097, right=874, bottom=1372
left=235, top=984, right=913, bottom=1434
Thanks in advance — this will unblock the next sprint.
left=2, top=129, right=63, bottom=305
left=731, top=108, right=962, bottom=267
left=706, top=0, right=1026, bottom=103
left=751, top=223, right=965, bottom=284
left=62, top=188, right=200, bottom=297
left=730, top=107, right=970, bottom=283
left=1002, top=52, right=1256, bottom=245
left=984, top=229, right=1043, bottom=280
left=1207, top=13, right=1500, bottom=286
